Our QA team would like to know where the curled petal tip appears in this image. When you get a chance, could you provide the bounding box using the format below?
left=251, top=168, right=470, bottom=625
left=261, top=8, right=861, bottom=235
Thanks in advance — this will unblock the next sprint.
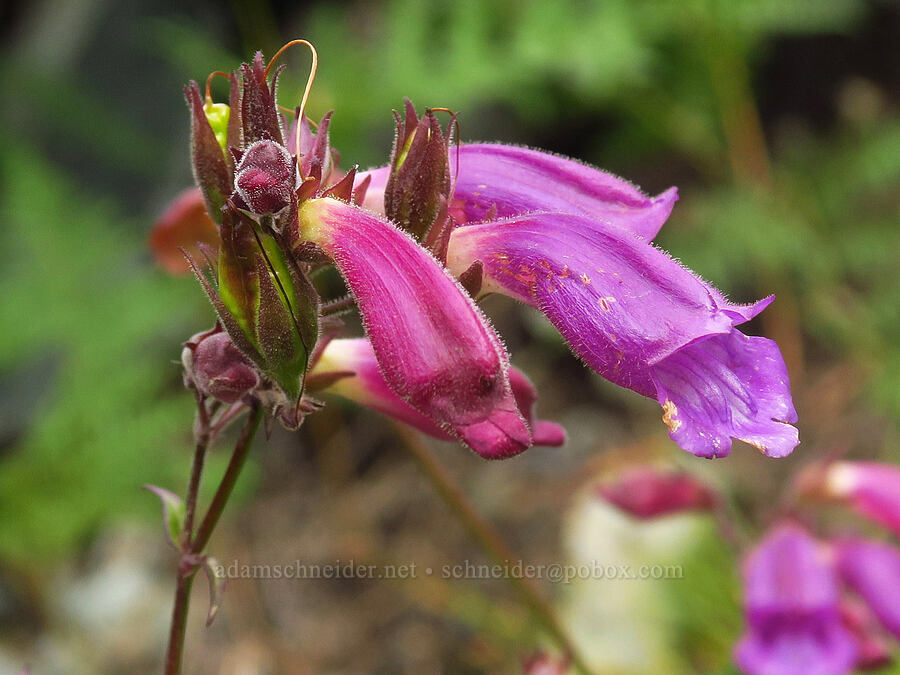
left=532, top=420, right=567, bottom=447
left=456, top=408, right=531, bottom=459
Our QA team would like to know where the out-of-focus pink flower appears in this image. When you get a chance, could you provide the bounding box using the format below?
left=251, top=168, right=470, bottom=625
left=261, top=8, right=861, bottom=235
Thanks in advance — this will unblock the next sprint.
left=735, top=524, right=857, bottom=675
left=824, top=462, right=900, bottom=537
left=149, top=188, right=219, bottom=274
left=596, top=467, right=715, bottom=519
left=836, top=538, right=900, bottom=641
left=839, top=597, right=893, bottom=671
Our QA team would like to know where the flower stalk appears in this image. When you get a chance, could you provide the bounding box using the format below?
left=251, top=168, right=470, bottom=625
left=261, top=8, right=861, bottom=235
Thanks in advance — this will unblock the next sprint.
left=163, top=402, right=263, bottom=675
left=394, top=425, right=595, bottom=675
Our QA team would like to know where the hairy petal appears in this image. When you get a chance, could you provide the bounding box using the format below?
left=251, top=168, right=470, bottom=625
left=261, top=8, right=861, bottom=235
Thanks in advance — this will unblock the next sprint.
left=311, top=338, right=565, bottom=447
left=736, top=525, right=856, bottom=675
left=357, top=143, right=677, bottom=241
left=446, top=212, right=797, bottom=458
left=449, top=144, right=677, bottom=239
left=297, top=198, right=531, bottom=458
left=651, top=331, right=798, bottom=459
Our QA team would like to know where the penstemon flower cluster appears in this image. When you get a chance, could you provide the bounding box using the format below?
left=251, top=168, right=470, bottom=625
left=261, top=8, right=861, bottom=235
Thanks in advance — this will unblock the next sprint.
left=152, top=41, right=801, bottom=673
left=163, top=48, right=798, bottom=461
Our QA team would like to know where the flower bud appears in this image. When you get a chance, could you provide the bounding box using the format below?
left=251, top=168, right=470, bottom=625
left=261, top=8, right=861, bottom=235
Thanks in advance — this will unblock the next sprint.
left=239, top=52, right=283, bottom=146
left=385, top=99, right=452, bottom=248
left=213, top=208, right=318, bottom=402
left=234, top=139, right=297, bottom=215
left=205, top=102, right=230, bottom=152
left=183, top=328, right=259, bottom=403
left=596, top=467, right=715, bottom=520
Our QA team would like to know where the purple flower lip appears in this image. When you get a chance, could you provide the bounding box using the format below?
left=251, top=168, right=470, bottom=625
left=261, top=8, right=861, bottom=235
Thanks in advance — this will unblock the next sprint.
left=446, top=211, right=798, bottom=459
left=297, top=197, right=532, bottom=459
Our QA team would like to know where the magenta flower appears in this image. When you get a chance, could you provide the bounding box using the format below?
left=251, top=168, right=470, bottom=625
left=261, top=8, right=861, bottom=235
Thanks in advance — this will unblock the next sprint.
left=309, top=338, right=565, bottom=447
left=447, top=212, right=798, bottom=459
left=735, top=524, right=857, bottom=675
left=360, top=144, right=678, bottom=240
left=296, top=197, right=531, bottom=458
left=361, top=144, right=798, bottom=459
left=824, top=462, right=900, bottom=537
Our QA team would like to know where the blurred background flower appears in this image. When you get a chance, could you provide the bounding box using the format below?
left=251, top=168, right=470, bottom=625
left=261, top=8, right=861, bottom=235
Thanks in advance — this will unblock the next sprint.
left=0, top=0, right=898, bottom=672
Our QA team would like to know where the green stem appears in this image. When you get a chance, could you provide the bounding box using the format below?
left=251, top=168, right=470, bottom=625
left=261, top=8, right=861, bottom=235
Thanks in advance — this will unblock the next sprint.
left=182, top=400, right=212, bottom=544
left=191, top=403, right=263, bottom=554
left=164, top=565, right=196, bottom=675
left=395, top=426, right=595, bottom=675
left=163, top=402, right=263, bottom=675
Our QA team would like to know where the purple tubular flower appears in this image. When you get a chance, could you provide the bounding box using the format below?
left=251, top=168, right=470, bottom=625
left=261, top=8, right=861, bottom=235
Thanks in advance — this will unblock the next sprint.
left=836, top=538, right=900, bottom=640
left=357, top=144, right=678, bottom=240
left=446, top=212, right=798, bottom=458
left=735, top=525, right=857, bottom=675
left=296, top=197, right=531, bottom=459
left=824, top=462, right=900, bottom=537
left=309, top=338, right=565, bottom=447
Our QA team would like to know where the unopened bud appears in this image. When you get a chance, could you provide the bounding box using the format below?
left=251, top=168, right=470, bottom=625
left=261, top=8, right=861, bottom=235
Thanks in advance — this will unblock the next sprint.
left=183, top=329, right=259, bottom=403
left=385, top=99, right=452, bottom=245
left=234, top=139, right=297, bottom=215
left=597, top=467, right=715, bottom=519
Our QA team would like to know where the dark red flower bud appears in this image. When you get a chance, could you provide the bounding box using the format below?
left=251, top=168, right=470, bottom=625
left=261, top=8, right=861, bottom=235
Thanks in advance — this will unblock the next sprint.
left=385, top=99, right=452, bottom=248
left=183, top=328, right=260, bottom=403
left=597, top=467, right=716, bottom=519
left=235, top=140, right=298, bottom=215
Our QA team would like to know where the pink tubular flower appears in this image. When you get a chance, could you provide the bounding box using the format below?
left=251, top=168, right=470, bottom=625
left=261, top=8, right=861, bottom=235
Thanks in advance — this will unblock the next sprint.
left=823, top=462, right=900, bottom=537
left=308, top=338, right=565, bottom=447
left=296, top=197, right=531, bottom=459
left=735, top=524, right=857, bottom=675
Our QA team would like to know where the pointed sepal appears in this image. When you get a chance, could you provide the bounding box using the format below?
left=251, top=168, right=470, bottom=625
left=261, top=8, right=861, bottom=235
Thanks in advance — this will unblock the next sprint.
left=185, top=82, right=233, bottom=221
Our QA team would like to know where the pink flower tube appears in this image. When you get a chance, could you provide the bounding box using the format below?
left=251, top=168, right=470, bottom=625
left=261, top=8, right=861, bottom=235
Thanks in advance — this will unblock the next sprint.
left=296, top=197, right=531, bottom=459
left=310, top=338, right=565, bottom=447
